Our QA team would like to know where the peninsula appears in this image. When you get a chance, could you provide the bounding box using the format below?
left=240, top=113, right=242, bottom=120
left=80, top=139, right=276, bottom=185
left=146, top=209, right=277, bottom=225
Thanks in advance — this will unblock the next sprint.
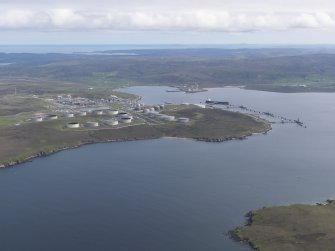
left=232, top=200, right=335, bottom=251
left=0, top=94, right=270, bottom=168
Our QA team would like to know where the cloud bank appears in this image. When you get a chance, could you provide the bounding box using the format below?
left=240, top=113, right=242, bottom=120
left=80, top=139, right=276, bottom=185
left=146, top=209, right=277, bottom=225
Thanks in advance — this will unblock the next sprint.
left=0, top=8, right=335, bottom=32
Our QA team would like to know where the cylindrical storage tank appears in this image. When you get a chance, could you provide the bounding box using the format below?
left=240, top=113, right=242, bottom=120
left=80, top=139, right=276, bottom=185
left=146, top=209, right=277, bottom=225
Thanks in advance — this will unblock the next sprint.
left=144, top=109, right=150, bottom=113
left=148, top=111, right=159, bottom=117
left=119, top=117, right=132, bottom=123
left=118, top=112, right=128, bottom=116
left=33, top=117, right=43, bottom=122
left=65, top=113, right=74, bottom=118
left=163, top=115, right=175, bottom=121
left=46, top=115, right=58, bottom=120
left=155, top=114, right=164, bottom=119
left=66, top=122, right=80, bottom=128
left=105, top=119, right=119, bottom=126
left=150, top=107, right=155, bottom=112
left=120, top=114, right=133, bottom=119
left=177, top=117, right=190, bottom=123
left=94, top=110, right=103, bottom=115
left=85, top=121, right=99, bottom=128
left=106, top=110, right=118, bottom=115
left=77, top=111, right=87, bottom=116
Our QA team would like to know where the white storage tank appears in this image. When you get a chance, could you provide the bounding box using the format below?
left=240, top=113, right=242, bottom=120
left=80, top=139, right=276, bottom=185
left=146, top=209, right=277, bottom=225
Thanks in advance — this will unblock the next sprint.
left=94, top=110, right=103, bottom=115
left=119, top=116, right=132, bottom=123
left=177, top=117, right=190, bottom=123
left=66, top=122, right=80, bottom=128
left=33, top=117, right=43, bottom=122
left=107, top=110, right=119, bottom=115
left=105, top=119, right=119, bottom=126
left=65, top=113, right=74, bottom=118
left=163, top=115, right=175, bottom=121
left=144, top=109, right=150, bottom=113
left=120, top=114, right=133, bottom=119
left=45, top=115, right=58, bottom=120
left=149, top=107, right=155, bottom=112
left=85, top=121, right=99, bottom=127
left=77, top=111, right=87, bottom=116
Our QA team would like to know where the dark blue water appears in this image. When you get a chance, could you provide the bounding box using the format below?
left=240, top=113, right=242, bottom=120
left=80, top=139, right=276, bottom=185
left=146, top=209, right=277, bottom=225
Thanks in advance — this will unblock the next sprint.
left=1, top=87, right=335, bottom=251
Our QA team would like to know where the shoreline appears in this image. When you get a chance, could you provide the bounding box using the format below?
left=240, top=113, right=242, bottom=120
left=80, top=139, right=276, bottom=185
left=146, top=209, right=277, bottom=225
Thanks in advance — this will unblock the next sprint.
left=0, top=123, right=271, bottom=169
left=231, top=199, right=335, bottom=251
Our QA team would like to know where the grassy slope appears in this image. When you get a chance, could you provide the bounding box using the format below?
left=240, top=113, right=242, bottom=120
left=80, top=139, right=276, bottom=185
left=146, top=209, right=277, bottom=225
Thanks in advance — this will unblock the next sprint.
left=234, top=202, right=335, bottom=251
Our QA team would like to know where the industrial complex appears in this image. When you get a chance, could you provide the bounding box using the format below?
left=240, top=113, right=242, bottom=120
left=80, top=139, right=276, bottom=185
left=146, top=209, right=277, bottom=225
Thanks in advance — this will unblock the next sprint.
left=30, top=93, right=193, bottom=130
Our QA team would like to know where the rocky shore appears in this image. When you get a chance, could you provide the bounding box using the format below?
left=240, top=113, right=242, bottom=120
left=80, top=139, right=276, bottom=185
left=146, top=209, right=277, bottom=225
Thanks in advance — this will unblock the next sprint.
left=231, top=200, right=335, bottom=251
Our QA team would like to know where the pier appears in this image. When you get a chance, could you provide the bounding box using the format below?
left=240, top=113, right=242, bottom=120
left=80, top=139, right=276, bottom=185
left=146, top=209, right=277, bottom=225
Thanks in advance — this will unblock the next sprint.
left=205, top=99, right=307, bottom=128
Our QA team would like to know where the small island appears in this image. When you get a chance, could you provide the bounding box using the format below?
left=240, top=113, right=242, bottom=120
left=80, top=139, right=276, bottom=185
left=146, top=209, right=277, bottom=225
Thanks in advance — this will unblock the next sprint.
left=232, top=200, right=335, bottom=251
left=0, top=92, right=270, bottom=167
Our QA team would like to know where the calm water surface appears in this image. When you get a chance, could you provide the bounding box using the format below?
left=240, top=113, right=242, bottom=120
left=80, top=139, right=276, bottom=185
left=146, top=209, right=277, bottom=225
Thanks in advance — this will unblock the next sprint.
left=1, top=87, right=335, bottom=251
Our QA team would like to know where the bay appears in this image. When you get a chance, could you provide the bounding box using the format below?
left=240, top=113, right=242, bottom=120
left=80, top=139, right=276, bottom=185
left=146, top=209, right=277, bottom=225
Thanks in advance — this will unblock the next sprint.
left=1, top=87, right=335, bottom=250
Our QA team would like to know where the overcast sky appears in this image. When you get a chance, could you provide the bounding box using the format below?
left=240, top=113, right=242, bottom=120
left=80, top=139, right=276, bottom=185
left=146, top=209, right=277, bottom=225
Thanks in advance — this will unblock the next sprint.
left=1, top=0, right=335, bottom=44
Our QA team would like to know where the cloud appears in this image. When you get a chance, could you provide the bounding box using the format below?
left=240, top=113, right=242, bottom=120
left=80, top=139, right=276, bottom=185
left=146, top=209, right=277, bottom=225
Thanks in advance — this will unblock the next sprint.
left=0, top=8, right=334, bottom=32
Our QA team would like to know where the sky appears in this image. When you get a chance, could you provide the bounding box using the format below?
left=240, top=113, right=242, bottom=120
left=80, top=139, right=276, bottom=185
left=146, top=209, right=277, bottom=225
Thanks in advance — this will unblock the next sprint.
left=1, top=0, right=335, bottom=44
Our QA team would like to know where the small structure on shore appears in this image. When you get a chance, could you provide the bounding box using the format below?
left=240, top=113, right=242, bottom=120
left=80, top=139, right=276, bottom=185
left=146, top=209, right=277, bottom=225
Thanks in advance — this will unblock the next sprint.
left=205, top=99, right=229, bottom=105
left=66, top=122, right=80, bottom=128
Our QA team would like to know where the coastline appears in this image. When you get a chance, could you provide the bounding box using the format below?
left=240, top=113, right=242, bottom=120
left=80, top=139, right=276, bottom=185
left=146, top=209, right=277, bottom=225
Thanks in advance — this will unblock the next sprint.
left=0, top=121, right=271, bottom=169
left=231, top=200, right=335, bottom=251
left=0, top=106, right=271, bottom=169
left=0, top=129, right=271, bottom=169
